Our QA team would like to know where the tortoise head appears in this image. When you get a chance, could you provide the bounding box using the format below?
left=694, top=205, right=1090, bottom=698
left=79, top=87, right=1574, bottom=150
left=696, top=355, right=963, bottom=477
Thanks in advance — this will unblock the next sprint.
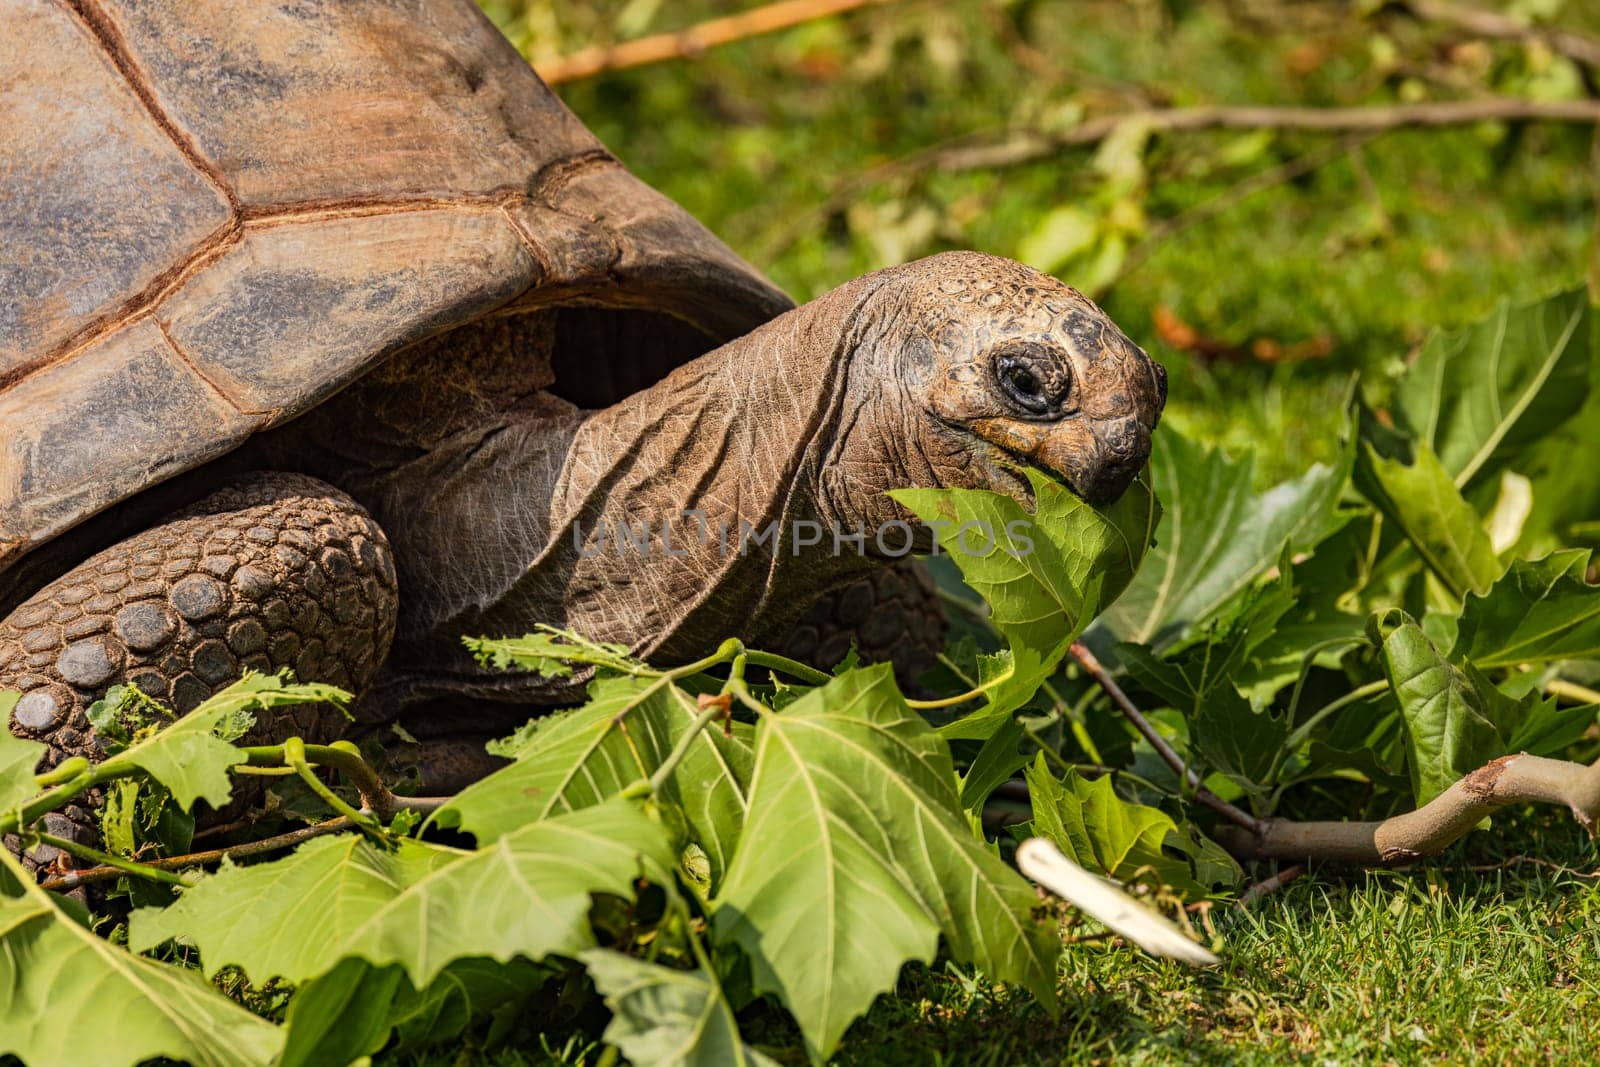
left=859, top=252, right=1166, bottom=506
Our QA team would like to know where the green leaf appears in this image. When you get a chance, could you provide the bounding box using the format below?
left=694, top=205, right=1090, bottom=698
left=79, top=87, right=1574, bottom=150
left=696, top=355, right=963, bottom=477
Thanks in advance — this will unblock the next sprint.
left=1119, top=643, right=1287, bottom=788
left=1096, top=430, right=1350, bottom=650
left=1021, top=755, right=1206, bottom=895
left=0, top=850, right=281, bottom=1067
left=129, top=798, right=677, bottom=989
left=892, top=466, right=1159, bottom=739
left=434, top=675, right=753, bottom=883
left=1505, top=694, right=1596, bottom=757
left=386, top=957, right=548, bottom=1052
left=466, top=627, right=640, bottom=678
left=1453, top=550, right=1600, bottom=668
left=1374, top=611, right=1524, bottom=804
left=1394, top=289, right=1592, bottom=491
left=99, top=672, right=348, bottom=812
left=1354, top=437, right=1500, bottom=602
left=711, top=667, right=1058, bottom=1061
left=278, top=956, right=406, bottom=1067
left=1017, top=205, right=1099, bottom=275
left=1, top=692, right=46, bottom=813
left=278, top=955, right=549, bottom=1065
left=1517, top=372, right=1600, bottom=552
left=957, top=718, right=1030, bottom=810
left=582, top=949, right=778, bottom=1067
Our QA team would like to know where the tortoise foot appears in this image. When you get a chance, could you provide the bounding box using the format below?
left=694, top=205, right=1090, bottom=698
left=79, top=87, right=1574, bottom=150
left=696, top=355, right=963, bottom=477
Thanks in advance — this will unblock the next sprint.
left=1, top=472, right=399, bottom=869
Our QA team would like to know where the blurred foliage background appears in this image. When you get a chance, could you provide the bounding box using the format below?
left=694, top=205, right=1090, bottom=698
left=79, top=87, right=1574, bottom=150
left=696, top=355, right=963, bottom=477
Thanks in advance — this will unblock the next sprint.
left=478, top=0, right=1597, bottom=480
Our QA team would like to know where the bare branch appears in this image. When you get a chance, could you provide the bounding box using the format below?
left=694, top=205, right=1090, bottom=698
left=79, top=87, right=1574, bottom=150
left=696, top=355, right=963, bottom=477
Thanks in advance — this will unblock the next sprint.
left=1238, top=864, right=1307, bottom=908
left=39, top=817, right=354, bottom=892
left=929, top=99, right=1600, bottom=173
left=1069, top=642, right=1265, bottom=836
left=760, top=97, right=1600, bottom=262
left=1390, top=0, right=1600, bottom=70
left=1216, top=753, right=1600, bottom=865
left=536, top=0, right=904, bottom=85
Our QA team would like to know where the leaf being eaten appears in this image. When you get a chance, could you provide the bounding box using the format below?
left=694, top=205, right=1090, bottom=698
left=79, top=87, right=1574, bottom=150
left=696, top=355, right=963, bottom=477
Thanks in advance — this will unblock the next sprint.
left=893, top=466, right=1159, bottom=738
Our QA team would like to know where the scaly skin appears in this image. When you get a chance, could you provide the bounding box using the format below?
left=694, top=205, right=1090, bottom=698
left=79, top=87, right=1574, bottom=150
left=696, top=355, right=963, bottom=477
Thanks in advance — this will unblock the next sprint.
left=0, top=473, right=398, bottom=874
left=0, top=475, right=397, bottom=759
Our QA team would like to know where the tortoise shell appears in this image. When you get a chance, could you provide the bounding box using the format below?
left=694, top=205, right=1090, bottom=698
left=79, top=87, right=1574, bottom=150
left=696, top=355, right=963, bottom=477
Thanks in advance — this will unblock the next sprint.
left=0, top=0, right=790, bottom=578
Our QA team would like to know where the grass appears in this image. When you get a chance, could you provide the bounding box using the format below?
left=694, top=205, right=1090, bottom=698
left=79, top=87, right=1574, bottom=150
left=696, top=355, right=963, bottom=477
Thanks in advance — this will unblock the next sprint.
left=395, top=811, right=1598, bottom=1065
left=831, top=818, right=1600, bottom=1065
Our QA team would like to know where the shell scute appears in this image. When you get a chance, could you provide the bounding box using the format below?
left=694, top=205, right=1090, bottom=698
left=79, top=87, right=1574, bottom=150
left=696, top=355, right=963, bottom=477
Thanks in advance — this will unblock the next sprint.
left=0, top=0, right=231, bottom=384
left=159, top=209, right=538, bottom=417
left=0, top=320, right=254, bottom=564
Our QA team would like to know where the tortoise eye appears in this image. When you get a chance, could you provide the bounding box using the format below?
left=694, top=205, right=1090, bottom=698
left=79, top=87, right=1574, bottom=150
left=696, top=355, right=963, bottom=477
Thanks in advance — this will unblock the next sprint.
left=995, top=349, right=1064, bottom=415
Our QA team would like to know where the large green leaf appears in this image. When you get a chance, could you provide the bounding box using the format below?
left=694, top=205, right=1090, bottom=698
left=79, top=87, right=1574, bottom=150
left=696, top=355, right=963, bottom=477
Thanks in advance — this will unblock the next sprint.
left=583, top=949, right=778, bottom=1067
left=1096, top=430, right=1350, bottom=650
left=385, top=957, right=548, bottom=1052
left=278, top=956, right=548, bottom=1067
left=1119, top=645, right=1286, bottom=787
left=1453, top=550, right=1600, bottom=668
left=1394, top=289, right=1592, bottom=490
left=0, top=850, right=281, bottom=1067
left=1021, top=755, right=1206, bottom=895
left=1354, top=438, right=1500, bottom=602
left=434, top=675, right=753, bottom=882
left=711, top=667, right=1057, bottom=1060
left=129, top=799, right=677, bottom=989
left=1374, top=611, right=1532, bottom=804
left=277, top=956, right=405, bottom=1067
left=1517, top=379, right=1600, bottom=552
left=893, top=466, right=1159, bottom=738
left=1, top=692, right=46, bottom=813
left=98, top=673, right=348, bottom=812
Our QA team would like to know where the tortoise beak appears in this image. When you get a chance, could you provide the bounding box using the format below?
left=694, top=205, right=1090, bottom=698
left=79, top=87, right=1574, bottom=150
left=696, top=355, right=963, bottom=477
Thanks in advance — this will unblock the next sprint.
left=1033, top=413, right=1153, bottom=506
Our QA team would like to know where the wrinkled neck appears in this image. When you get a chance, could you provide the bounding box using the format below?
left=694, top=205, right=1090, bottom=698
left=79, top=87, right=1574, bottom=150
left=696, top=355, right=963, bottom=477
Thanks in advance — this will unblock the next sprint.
left=543, top=302, right=880, bottom=659
left=378, top=288, right=892, bottom=676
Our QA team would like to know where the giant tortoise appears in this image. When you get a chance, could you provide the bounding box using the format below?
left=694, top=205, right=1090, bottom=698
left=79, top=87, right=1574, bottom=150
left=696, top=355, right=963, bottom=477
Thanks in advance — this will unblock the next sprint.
left=1, top=0, right=1166, bottom=861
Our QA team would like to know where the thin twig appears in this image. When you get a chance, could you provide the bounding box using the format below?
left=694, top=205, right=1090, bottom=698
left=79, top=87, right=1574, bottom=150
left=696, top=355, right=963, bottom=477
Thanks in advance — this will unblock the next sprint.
left=536, top=0, right=905, bottom=84
left=927, top=99, right=1600, bottom=173
left=1217, top=753, right=1600, bottom=864
left=762, top=97, right=1600, bottom=261
left=1465, top=855, right=1600, bottom=877
left=1069, top=642, right=1265, bottom=836
left=1237, top=864, right=1307, bottom=908
left=1389, top=0, right=1600, bottom=70
left=33, top=832, right=195, bottom=889
left=38, top=818, right=354, bottom=892
left=238, top=741, right=452, bottom=822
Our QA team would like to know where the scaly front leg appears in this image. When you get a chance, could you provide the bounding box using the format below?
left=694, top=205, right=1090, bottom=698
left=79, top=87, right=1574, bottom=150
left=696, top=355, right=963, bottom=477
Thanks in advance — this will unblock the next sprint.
left=1, top=473, right=399, bottom=875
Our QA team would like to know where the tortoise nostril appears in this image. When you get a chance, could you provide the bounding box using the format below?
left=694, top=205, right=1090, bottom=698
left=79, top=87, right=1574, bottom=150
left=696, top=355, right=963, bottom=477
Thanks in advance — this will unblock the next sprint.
left=1100, top=415, right=1143, bottom=458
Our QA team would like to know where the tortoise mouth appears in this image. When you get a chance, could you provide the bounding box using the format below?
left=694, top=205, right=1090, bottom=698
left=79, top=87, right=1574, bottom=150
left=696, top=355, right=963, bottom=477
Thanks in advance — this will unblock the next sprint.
left=927, top=414, right=1041, bottom=501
